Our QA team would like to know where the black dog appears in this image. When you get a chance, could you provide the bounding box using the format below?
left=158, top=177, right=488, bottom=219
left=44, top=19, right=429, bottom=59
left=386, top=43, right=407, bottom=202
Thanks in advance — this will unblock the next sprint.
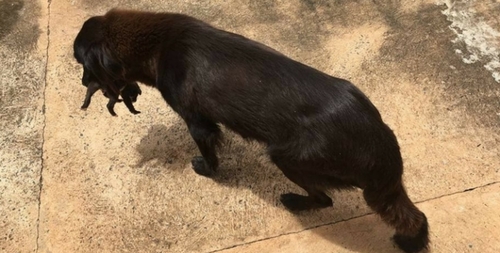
left=80, top=67, right=142, bottom=116
left=73, top=9, right=429, bottom=252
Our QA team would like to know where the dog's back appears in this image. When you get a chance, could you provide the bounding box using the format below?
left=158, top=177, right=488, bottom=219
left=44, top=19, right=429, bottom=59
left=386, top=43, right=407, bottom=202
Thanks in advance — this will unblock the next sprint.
left=98, top=10, right=385, bottom=139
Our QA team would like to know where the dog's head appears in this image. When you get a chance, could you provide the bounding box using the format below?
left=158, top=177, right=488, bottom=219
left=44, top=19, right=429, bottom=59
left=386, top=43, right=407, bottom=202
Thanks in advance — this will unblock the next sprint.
left=73, top=16, right=124, bottom=87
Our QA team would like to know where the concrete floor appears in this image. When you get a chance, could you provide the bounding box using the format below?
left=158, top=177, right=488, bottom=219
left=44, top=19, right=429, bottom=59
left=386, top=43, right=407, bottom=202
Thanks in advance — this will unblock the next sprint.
left=1, top=0, right=499, bottom=252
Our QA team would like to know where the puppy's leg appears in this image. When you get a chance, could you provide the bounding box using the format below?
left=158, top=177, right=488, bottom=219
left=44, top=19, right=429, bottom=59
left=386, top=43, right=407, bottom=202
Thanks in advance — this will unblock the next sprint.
left=185, top=115, right=222, bottom=177
left=106, top=96, right=119, bottom=116
left=81, top=82, right=100, bottom=109
left=271, top=156, right=333, bottom=211
left=122, top=94, right=141, bottom=114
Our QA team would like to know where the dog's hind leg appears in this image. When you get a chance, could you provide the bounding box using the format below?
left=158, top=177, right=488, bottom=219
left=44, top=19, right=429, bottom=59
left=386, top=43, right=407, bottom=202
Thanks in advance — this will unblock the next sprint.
left=270, top=156, right=333, bottom=211
left=363, top=179, right=429, bottom=253
left=185, top=115, right=222, bottom=177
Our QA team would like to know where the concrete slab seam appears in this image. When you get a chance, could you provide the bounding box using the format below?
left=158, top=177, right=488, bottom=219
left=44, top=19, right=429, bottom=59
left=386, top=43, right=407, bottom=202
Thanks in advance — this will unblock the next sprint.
left=419, top=180, right=500, bottom=203
left=207, top=180, right=500, bottom=253
left=35, top=1, right=52, bottom=252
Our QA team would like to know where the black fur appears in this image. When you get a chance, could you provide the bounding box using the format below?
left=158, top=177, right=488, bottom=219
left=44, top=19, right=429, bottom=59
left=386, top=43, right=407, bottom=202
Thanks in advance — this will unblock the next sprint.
left=79, top=65, right=142, bottom=116
left=73, top=9, right=430, bottom=252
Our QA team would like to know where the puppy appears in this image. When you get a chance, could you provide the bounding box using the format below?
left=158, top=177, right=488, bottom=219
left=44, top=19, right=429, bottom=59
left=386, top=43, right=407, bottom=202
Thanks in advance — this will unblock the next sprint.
left=73, top=9, right=429, bottom=252
left=80, top=67, right=142, bottom=116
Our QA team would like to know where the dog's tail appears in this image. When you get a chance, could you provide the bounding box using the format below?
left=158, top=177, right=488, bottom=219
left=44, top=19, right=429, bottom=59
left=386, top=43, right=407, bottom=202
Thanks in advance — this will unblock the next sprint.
left=363, top=179, right=429, bottom=253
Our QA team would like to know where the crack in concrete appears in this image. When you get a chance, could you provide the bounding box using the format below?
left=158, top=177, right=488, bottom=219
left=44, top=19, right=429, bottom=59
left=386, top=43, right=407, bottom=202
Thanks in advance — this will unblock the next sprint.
left=207, top=180, right=500, bottom=253
left=419, top=181, right=500, bottom=203
left=35, top=0, right=52, bottom=252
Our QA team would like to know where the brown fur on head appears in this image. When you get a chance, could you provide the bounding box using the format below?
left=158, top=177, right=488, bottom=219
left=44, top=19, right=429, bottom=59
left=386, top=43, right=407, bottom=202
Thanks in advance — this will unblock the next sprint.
left=73, top=9, right=429, bottom=252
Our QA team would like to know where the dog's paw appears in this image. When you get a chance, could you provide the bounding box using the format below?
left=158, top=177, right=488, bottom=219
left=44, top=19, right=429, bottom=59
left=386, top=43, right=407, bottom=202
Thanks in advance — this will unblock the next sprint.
left=191, top=156, right=214, bottom=177
left=280, top=193, right=311, bottom=211
left=280, top=193, right=332, bottom=211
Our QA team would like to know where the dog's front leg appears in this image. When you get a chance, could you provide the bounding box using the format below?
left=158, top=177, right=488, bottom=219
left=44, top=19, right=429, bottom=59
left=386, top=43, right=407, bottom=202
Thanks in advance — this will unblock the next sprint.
left=185, top=115, right=222, bottom=177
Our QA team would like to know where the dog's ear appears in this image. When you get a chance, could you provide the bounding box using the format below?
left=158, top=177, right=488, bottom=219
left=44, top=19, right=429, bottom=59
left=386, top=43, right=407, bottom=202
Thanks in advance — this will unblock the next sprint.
left=83, top=44, right=124, bottom=84
left=74, top=16, right=104, bottom=64
left=74, top=16, right=124, bottom=84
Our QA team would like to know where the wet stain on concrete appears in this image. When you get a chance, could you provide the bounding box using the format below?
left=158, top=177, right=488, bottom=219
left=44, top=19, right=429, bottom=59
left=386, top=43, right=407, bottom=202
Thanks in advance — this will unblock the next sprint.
left=371, top=4, right=500, bottom=127
left=247, top=1, right=282, bottom=23
left=0, top=0, right=43, bottom=128
left=0, top=0, right=42, bottom=123
left=0, top=0, right=41, bottom=52
left=0, top=0, right=45, bottom=252
left=300, top=0, right=318, bottom=11
left=372, top=0, right=403, bottom=28
left=0, top=0, right=23, bottom=40
left=0, top=0, right=41, bottom=50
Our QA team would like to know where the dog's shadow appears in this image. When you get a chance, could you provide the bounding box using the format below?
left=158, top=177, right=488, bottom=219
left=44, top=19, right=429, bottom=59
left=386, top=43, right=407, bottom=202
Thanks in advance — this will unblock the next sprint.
left=134, top=123, right=197, bottom=169
left=134, top=123, right=404, bottom=253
